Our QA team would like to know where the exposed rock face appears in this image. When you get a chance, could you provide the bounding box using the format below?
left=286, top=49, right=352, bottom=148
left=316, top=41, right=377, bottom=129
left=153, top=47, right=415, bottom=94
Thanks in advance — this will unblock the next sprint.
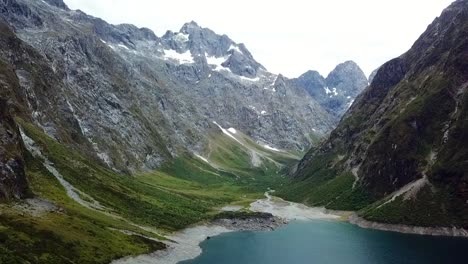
left=0, top=0, right=337, bottom=177
left=0, top=22, right=30, bottom=199
left=286, top=0, right=468, bottom=228
left=0, top=103, right=28, bottom=200
left=292, top=61, right=368, bottom=117
left=0, top=18, right=93, bottom=199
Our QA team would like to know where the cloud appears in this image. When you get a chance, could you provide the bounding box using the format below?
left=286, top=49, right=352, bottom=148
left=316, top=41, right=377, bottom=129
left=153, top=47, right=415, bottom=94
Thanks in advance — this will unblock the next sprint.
left=64, top=0, right=454, bottom=77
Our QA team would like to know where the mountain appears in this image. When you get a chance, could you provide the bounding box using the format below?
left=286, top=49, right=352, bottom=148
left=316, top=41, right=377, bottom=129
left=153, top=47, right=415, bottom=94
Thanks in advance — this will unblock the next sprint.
left=0, top=0, right=339, bottom=178
left=292, top=61, right=368, bottom=117
left=280, top=0, right=468, bottom=228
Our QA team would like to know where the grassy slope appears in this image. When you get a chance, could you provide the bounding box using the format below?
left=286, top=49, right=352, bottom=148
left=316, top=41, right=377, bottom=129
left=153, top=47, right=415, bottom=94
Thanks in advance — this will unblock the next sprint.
left=277, top=157, right=374, bottom=211
left=0, top=120, right=294, bottom=263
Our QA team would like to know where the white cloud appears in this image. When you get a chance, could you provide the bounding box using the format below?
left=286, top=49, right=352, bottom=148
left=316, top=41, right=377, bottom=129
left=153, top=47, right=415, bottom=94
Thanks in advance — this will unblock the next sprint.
left=64, top=0, right=455, bottom=77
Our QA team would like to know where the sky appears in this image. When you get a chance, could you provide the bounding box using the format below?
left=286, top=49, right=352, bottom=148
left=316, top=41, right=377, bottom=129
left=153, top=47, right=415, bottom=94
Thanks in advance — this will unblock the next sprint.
left=64, top=0, right=454, bottom=78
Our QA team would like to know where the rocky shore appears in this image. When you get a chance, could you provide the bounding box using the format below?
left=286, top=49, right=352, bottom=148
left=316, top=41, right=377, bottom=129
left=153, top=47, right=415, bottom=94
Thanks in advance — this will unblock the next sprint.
left=349, top=214, right=468, bottom=238
left=213, top=211, right=288, bottom=231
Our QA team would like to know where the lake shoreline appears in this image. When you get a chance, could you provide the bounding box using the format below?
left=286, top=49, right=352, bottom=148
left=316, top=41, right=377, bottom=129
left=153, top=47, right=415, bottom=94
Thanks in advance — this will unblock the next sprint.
left=111, top=192, right=340, bottom=264
left=111, top=193, right=468, bottom=264
left=348, top=214, right=468, bottom=238
left=111, top=217, right=287, bottom=264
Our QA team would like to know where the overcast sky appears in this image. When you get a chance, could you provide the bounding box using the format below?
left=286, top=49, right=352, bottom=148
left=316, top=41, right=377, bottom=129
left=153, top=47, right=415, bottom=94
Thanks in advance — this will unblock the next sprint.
left=64, top=0, right=454, bottom=78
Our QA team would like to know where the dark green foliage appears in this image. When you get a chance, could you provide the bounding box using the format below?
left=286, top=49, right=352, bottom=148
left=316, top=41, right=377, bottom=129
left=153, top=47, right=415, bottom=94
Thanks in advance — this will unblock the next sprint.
left=359, top=185, right=467, bottom=227
left=279, top=170, right=374, bottom=211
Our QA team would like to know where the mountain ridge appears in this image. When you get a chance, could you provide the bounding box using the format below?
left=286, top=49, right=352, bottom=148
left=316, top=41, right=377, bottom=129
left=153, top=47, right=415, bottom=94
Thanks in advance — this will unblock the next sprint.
left=291, top=60, right=368, bottom=117
left=280, top=0, right=468, bottom=228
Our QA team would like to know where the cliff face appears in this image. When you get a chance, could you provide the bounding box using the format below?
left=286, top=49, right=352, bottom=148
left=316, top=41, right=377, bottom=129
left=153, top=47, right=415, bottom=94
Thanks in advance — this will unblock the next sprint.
left=0, top=20, right=42, bottom=200
left=0, top=74, right=28, bottom=199
left=282, top=0, right=468, bottom=228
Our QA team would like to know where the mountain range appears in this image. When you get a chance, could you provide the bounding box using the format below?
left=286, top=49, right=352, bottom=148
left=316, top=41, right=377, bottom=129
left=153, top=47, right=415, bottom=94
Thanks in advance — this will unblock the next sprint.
left=0, top=0, right=367, bottom=178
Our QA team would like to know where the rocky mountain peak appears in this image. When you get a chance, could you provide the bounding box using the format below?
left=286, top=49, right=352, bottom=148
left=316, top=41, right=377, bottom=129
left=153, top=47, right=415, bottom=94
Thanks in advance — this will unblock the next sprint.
left=159, top=21, right=264, bottom=78
left=179, top=20, right=202, bottom=34
left=115, top=24, right=159, bottom=42
left=291, top=61, right=368, bottom=117
left=43, top=0, right=69, bottom=10
left=325, top=60, right=368, bottom=104
left=326, top=60, right=367, bottom=89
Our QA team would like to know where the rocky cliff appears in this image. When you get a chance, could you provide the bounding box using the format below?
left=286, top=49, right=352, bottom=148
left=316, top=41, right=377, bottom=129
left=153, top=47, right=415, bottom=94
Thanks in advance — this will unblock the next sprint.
left=281, top=0, right=468, bottom=228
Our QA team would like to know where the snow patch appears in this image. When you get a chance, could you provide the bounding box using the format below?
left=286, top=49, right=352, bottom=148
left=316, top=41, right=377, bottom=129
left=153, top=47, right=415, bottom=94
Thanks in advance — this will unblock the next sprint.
left=213, top=121, right=241, bottom=143
left=228, top=44, right=242, bottom=54
left=206, top=54, right=226, bottom=66
left=195, top=154, right=209, bottom=164
left=100, top=39, right=107, bottom=44
left=263, top=144, right=281, bottom=152
left=118, top=44, right=129, bottom=50
left=324, top=87, right=338, bottom=96
left=239, top=75, right=260, bottom=82
left=205, top=53, right=229, bottom=72
left=227, top=128, right=237, bottom=134
left=332, top=87, right=338, bottom=96
left=163, top=49, right=194, bottom=64
left=261, top=110, right=267, bottom=115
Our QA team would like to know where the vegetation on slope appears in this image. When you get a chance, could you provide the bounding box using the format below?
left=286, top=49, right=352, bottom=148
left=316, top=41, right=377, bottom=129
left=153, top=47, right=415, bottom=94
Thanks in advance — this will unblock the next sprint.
left=0, top=119, right=294, bottom=263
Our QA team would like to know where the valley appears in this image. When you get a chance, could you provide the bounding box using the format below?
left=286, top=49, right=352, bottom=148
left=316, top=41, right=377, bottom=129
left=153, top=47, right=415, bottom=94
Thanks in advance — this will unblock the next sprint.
left=1, top=0, right=467, bottom=263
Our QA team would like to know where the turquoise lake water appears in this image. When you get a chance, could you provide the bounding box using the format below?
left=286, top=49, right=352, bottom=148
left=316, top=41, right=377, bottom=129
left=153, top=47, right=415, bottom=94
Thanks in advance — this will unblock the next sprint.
left=181, top=220, right=468, bottom=264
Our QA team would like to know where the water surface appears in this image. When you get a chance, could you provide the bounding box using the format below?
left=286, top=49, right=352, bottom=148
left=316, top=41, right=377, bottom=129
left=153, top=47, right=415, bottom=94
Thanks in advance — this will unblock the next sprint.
left=182, top=220, right=468, bottom=264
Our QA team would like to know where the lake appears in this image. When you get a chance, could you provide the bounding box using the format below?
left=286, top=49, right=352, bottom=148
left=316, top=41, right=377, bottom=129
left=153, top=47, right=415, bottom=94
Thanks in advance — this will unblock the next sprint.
left=181, top=220, right=468, bottom=264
